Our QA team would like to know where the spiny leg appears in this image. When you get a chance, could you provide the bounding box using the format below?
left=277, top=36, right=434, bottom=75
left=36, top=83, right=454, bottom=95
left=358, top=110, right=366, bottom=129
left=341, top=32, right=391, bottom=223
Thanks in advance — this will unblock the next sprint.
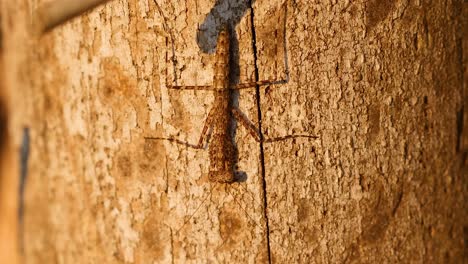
left=167, top=79, right=289, bottom=91
left=167, top=78, right=289, bottom=91
left=231, top=107, right=261, bottom=142
left=231, top=107, right=318, bottom=143
left=166, top=84, right=214, bottom=91
left=233, top=78, right=289, bottom=90
left=145, top=108, right=215, bottom=149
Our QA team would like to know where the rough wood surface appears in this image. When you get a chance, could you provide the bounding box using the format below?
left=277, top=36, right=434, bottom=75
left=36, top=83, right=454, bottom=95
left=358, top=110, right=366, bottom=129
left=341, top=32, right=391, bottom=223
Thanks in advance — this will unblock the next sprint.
left=5, top=0, right=465, bottom=263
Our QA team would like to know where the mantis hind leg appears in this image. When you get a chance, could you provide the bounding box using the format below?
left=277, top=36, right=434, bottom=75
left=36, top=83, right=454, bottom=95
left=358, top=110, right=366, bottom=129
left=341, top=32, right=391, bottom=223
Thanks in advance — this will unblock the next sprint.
left=167, top=79, right=288, bottom=91
left=231, top=107, right=318, bottom=143
left=145, top=108, right=215, bottom=149
left=233, top=78, right=289, bottom=90
left=166, top=84, right=214, bottom=91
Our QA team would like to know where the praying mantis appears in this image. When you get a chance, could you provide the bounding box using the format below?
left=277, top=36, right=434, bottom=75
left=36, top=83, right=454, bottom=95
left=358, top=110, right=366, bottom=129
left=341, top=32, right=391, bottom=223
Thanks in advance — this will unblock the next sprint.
left=145, top=24, right=317, bottom=183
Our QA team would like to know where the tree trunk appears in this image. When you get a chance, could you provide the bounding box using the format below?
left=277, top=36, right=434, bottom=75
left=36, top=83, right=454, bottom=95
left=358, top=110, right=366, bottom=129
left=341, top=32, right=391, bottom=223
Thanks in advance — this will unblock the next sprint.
left=0, top=1, right=30, bottom=263
left=3, top=0, right=465, bottom=263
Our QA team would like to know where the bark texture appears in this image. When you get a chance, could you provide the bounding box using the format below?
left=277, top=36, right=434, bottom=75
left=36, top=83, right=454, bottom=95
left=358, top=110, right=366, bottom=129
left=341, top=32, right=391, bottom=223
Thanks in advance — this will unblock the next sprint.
left=3, top=0, right=465, bottom=263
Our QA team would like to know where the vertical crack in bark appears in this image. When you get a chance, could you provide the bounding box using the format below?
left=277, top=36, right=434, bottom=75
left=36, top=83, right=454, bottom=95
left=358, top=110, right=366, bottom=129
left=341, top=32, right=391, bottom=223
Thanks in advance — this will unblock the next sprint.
left=170, top=228, right=175, bottom=264
left=455, top=37, right=465, bottom=153
left=248, top=2, right=271, bottom=263
left=456, top=106, right=464, bottom=152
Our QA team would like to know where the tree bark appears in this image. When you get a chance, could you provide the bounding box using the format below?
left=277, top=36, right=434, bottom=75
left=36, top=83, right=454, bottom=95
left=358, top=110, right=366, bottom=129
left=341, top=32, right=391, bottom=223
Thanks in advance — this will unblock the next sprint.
left=3, top=0, right=465, bottom=263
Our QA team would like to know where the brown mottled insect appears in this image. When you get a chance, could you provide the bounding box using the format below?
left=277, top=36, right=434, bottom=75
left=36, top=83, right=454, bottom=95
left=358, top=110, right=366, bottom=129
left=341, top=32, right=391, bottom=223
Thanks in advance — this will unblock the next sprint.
left=145, top=26, right=316, bottom=183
